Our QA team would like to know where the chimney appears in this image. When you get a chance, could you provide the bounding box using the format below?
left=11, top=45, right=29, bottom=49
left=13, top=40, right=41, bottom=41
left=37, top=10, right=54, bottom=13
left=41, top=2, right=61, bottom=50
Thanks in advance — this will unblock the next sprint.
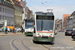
left=19, top=0, right=22, bottom=1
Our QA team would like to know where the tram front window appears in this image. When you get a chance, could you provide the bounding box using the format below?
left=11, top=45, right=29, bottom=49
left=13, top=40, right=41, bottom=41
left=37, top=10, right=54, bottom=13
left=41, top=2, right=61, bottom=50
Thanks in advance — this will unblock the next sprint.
left=25, top=22, right=34, bottom=29
left=36, top=20, right=54, bottom=31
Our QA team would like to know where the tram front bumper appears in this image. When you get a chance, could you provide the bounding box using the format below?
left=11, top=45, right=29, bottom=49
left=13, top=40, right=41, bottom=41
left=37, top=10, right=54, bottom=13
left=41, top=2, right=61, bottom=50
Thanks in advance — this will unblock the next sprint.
left=33, top=36, right=55, bottom=42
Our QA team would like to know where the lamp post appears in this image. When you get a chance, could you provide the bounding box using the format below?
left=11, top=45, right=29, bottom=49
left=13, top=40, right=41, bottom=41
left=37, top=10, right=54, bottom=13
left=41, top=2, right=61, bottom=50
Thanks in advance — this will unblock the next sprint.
left=23, top=0, right=26, bottom=29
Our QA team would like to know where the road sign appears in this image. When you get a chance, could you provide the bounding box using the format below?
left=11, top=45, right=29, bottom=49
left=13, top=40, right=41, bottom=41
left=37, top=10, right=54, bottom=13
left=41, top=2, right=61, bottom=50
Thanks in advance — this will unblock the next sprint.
left=5, top=20, right=7, bottom=26
left=5, top=20, right=7, bottom=22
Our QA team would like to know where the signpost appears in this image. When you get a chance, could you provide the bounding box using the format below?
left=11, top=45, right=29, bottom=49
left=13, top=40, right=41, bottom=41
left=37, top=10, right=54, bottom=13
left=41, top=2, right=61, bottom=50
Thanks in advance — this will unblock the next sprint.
left=4, top=20, right=7, bottom=32
left=5, top=20, right=7, bottom=26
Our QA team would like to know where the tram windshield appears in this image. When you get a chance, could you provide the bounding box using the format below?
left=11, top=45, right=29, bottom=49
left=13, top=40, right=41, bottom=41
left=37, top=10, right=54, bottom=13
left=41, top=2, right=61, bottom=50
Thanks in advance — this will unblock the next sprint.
left=25, top=22, right=34, bottom=29
left=36, top=20, right=54, bottom=31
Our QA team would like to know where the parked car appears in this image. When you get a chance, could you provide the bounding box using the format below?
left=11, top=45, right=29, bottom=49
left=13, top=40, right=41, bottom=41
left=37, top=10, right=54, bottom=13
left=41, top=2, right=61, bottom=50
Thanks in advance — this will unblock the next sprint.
left=59, top=30, right=63, bottom=32
left=65, top=29, right=73, bottom=36
left=15, top=28, right=21, bottom=32
left=7, top=28, right=11, bottom=32
left=0, top=28, right=2, bottom=32
left=72, top=31, right=75, bottom=39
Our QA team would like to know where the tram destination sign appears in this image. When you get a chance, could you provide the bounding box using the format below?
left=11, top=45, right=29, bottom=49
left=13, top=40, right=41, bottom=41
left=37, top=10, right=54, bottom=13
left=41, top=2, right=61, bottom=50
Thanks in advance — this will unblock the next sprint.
left=36, top=15, right=54, bottom=20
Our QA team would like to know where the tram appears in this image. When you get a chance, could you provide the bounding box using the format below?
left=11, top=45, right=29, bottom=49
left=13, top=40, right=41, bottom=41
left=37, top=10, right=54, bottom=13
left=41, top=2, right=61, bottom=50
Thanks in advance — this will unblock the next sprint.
left=25, top=18, right=34, bottom=36
left=33, top=12, right=55, bottom=42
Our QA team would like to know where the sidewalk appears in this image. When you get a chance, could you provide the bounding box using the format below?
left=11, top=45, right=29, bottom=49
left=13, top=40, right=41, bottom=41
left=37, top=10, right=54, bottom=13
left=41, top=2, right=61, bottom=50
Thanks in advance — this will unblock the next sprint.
left=0, top=32, right=24, bottom=36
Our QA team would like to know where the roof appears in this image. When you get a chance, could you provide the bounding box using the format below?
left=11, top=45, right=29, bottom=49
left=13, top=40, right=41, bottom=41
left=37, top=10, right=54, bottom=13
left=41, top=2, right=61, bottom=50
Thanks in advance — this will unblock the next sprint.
left=16, top=0, right=19, bottom=2
left=71, top=11, right=75, bottom=16
left=0, top=3, right=15, bottom=9
left=35, top=12, right=54, bottom=16
left=19, top=1, right=25, bottom=8
left=63, top=14, right=71, bottom=20
left=15, top=3, right=22, bottom=7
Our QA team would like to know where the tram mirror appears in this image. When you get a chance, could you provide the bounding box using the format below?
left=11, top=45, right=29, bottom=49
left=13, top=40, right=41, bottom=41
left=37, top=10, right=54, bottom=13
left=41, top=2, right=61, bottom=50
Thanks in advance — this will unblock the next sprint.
left=34, top=27, right=36, bottom=33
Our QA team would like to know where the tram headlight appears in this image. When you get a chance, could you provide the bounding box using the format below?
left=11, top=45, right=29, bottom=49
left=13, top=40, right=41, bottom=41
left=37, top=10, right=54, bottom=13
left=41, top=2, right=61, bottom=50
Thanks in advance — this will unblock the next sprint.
left=39, top=35, right=41, bottom=37
left=25, top=30, right=27, bottom=32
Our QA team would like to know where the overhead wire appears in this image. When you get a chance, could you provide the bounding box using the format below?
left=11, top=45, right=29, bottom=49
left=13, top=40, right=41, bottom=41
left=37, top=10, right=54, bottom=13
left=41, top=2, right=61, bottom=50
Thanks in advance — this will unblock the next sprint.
left=26, top=0, right=55, bottom=12
left=26, top=0, right=39, bottom=11
left=26, top=4, right=38, bottom=11
left=41, top=0, right=47, bottom=7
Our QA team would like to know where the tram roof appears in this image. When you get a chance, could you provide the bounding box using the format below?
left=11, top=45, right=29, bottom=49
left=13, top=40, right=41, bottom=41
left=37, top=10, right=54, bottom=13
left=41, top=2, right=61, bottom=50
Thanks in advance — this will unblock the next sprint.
left=35, top=12, right=54, bottom=16
left=25, top=18, right=34, bottom=20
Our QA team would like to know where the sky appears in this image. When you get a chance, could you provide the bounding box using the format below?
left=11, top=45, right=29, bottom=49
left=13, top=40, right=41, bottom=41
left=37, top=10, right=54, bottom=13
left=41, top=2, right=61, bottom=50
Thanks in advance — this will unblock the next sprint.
left=23, top=0, right=75, bottom=19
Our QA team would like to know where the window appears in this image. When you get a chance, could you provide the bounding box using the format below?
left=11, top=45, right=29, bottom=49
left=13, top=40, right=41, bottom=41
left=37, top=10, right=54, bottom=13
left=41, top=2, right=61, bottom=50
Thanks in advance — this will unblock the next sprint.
left=2, top=16, right=4, bottom=20
left=0, top=0, right=1, bottom=3
left=0, top=7, right=1, bottom=12
left=36, top=20, right=54, bottom=31
left=5, top=8, right=6, bottom=12
left=0, top=15, right=1, bottom=20
left=3, top=8, right=4, bottom=12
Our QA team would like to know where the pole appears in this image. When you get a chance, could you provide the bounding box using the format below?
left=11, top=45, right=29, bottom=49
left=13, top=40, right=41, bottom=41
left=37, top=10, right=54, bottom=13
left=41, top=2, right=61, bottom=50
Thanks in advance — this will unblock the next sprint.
left=47, top=9, right=53, bottom=12
left=24, top=0, right=26, bottom=30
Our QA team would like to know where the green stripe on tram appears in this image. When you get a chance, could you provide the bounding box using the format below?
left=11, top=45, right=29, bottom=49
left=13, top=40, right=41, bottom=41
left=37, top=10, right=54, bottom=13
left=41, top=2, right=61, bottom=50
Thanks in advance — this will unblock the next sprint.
left=33, top=36, right=55, bottom=42
left=25, top=32, right=33, bottom=35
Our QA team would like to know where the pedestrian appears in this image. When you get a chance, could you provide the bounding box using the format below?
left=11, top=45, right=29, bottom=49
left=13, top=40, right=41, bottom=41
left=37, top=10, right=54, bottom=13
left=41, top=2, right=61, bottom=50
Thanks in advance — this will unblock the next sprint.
left=13, top=28, right=15, bottom=34
left=5, top=26, right=8, bottom=34
left=21, top=27, right=24, bottom=33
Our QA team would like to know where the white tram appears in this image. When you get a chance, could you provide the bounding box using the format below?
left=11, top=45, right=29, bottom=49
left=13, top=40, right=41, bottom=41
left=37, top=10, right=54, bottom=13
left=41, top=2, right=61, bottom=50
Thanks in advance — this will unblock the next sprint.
left=33, top=12, right=55, bottom=42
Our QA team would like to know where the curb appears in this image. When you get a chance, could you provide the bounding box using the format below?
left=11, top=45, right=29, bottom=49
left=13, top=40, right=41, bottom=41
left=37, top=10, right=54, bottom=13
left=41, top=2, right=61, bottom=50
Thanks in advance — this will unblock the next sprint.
left=0, top=34, right=24, bottom=36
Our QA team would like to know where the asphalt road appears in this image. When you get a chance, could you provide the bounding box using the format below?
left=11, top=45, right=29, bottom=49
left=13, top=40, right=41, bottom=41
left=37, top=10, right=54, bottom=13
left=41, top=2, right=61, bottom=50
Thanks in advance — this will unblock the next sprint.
left=0, top=32, right=75, bottom=50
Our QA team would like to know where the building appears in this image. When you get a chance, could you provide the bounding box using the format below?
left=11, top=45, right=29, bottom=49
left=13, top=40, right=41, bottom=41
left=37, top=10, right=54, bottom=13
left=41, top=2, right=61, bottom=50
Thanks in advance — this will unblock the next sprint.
left=68, top=16, right=73, bottom=29
left=55, top=19, right=62, bottom=31
left=63, top=14, right=71, bottom=30
left=68, top=11, right=75, bottom=30
left=19, top=0, right=33, bottom=28
left=11, top=0, right=23, bottom=27
left=19, top=0, right=26, bottom=28
left=25, top=6, right=33, bottom=18
left=19, top=0, right=22, bottom=1
left=0, top=0, right=15, bottom=28
left=55, top=19, right=59, bottom=30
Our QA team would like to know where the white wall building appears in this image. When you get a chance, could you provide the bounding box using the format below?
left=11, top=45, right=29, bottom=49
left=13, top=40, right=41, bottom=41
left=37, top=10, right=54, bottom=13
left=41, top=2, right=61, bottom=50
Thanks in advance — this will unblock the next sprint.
left=68, top=11, right=75, bottom=30
left=0, top=0, right=14, bottom=27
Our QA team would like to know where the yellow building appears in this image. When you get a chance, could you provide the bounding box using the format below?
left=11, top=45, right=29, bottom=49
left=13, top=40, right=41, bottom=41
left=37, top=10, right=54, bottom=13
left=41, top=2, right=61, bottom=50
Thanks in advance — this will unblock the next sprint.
left=10, top=0, right=22, bottom=27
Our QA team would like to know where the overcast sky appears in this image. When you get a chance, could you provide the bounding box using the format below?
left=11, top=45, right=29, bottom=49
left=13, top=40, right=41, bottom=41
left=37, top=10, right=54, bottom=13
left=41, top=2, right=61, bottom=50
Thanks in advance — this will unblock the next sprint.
left=23, top=0, right=75, bottom=19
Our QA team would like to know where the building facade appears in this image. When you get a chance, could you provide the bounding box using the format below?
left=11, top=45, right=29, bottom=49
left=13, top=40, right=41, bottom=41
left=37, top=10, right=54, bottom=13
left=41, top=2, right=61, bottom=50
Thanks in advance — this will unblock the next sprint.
left=58, top=19, right=62, bottom=31
left=55, top=19, right=62, bottom=31
left=0, top=0, right=14, bottom=28
left=68, top=16, right=73, bottom=29
left=63, top=14, right=71, bottom=30
left=68, top=11, right=75, bottom=30
left=19, top=0, right=26, bottom=28
left=25, top=6, right=33, bottom=18
left=11, top=0, right=23, bottom=27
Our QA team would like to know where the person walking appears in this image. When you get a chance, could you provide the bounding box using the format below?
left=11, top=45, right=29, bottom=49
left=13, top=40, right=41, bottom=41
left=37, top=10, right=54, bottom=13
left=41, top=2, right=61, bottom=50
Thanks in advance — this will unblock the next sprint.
left=13, top=28, right=16, bottom=34
left=21, top=27, right=24, bottom=33
left=5, top=26, right=8, bottom=34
